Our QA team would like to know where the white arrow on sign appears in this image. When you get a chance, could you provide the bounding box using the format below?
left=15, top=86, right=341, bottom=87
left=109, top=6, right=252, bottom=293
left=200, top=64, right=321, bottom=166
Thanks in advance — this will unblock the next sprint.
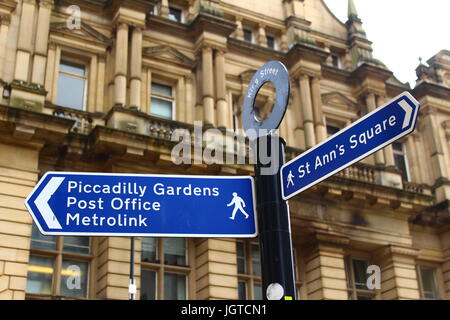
left=398, top=99, right=413, bottom=129
left=34, top=177, right=64, bottom=229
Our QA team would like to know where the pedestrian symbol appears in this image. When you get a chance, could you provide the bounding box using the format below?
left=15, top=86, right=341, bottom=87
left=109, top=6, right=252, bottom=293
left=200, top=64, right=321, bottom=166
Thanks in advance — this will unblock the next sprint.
left=227, top=192, right=249, bottom=220
left=286, top=170, right=294, bottom=188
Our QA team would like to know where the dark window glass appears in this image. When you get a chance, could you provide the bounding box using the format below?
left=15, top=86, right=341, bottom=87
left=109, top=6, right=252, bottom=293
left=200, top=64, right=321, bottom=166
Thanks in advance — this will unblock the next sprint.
left=253, top=282, right=262, bottom=300
left=237, top=241, right=246, bottom=274
left=25, top=256, right=54, bottom=295
left=164, top=273, right=186, bottom=300
left=251, top=244, right=261, bottom=276
left=352, top=259, right=369, bottom=290
left=393, top=142, right=409, bottom=181
left=31, top=223, right=56, bottom=250
left=243, top=29, right=252, bottom=43
left=140, top=269, right=157, bottom=300
left=60, top=259, right=88, bottom=298
left=63, top=236, right=90, bottom=254
left=141, top=237, right=157, bottom=262
left=164, top=238, right=186, bottom=266
left=169, top=7, right=182, bottom=22
left=327, top=125, right=341, bottom=137
left=238, top=281, right=247, bottom=300
left=266, top=35, right=275, bottom=49
left=420, top=267, right=439, bottom=299
left=332, top=54, right=340, bottom=68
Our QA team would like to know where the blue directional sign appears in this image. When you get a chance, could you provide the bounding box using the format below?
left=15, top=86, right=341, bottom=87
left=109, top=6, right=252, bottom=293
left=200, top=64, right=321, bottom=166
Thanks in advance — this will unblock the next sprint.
left=25, top=173, right=257, bottom=237
left=281, top=91, right=420, bottom=200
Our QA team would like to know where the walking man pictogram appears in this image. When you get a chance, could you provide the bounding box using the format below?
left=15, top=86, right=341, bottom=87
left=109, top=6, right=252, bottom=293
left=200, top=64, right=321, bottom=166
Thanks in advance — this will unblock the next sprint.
left=286, top=170, right=294, bottom=188
left=227, top=192, right=249, bottom=220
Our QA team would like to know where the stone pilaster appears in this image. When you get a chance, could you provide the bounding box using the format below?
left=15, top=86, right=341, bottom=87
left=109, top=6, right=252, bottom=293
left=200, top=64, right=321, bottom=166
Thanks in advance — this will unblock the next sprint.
left=214, top=50, right=228, bottom=129
left=96, top=56, right=106, bottom=113
left=372, top=245, right=420, bottom=300
left=14, top=0, right=36, bottom=82
left=0, top=15, right=11, bottom=80
left=304, top=234, right=349, bottom=300
left=292, top=80, right=305, bottom=149
left=440, top=227, right=450, bottom=299
left=311, top=77, right=326, bottom=143
left=0, top=141, right=40, bottom=299
left=257, top=24, right=267, bottom=47
left=377, top=96, right=395, bottom=167
left=423, top=108, right=449, bottom=196
left=195, top=239, right=238, bottom=300
left=31, top=0, right=53, bottom=86
left=299, top=75, right=316, bottom=149
left=96, top=236, right=141, bottom=300
left=114, top=23, right=129, bottom=107
left=365, top=92, right=385, bottom=165
left=129, top=27, right=143, bottom=110
left=202, top=46, right=215, bottom=126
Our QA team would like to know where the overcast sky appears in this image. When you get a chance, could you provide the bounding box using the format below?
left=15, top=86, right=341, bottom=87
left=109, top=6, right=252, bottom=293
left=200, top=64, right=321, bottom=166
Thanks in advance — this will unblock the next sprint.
left=323, top=0, right=450, bottom=87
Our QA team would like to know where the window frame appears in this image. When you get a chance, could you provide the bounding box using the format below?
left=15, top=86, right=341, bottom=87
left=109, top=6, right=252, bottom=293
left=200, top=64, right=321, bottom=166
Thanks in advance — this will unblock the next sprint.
left=345, top=256, right=378, bottom=300
left=26, top=223, right=93, bottom=300
left=56, top=57, right=89, bottom=111
left=243, top=28, right=253, bottom=43
left=416, top=264, right=443, bottom=300
left=392, top=141, right=411, bottom=181
left=266, top=34, right=277, bottom=50
left=168, top=6, right=184, bottom=23
left=150, top=80, right=176, bottom=121
left=140, top=238, right=191, bottom=300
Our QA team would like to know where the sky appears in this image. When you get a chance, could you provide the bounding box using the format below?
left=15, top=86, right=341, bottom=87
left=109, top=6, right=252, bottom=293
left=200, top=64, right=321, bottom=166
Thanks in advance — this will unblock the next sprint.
left=323, top=0, right=450, bottom=87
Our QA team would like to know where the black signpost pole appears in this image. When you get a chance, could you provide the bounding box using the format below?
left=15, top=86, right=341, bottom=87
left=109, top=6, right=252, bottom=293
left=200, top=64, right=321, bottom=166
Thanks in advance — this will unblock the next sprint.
left=129, top=236, right=135, bottom=300
left=254, top=134, right=297, bottom=300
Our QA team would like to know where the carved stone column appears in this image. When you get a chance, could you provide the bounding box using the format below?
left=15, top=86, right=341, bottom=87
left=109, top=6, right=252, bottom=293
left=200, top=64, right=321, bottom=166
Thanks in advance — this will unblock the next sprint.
left=258, top=24, right=267, bottom=47
left=311, top=77, right=326, bottom=143
left=14, top=0, right=36, bottom=82
left=0, top=15, right=11, bottom=80
left=202, top=46, right=215, bottom=126
left=299, top=75, right=316, bottom=148
left=129, top=27, right=142, bottom=109
left=214, top=50, right=228, bottom=128
left=365, top=92, right=385, bottom=165
left=31, top=0, right=53, bottom=86
left=114, top=23, right=129, bottom=107
left=372, top=245, right=420, bottom=300
left=304, top=233, right=350, bottom=300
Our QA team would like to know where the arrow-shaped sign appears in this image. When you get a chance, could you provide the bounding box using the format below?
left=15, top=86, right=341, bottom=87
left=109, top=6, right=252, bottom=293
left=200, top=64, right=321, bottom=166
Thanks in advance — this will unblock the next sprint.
left=33, top=177, right=65, bottom=229
left=281, top=91, right=420, bottom=200
left=25, top=172, right=258, bottom=237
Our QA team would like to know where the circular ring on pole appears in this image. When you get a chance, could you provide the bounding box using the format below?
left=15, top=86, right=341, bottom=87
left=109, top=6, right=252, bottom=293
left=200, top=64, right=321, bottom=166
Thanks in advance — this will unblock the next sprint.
left=242, top=61, right=290, bottom=138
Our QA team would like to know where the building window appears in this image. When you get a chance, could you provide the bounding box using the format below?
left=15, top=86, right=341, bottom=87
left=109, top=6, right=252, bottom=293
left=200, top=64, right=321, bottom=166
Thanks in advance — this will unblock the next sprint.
left=417, top=266, right=440, bottom=299
left=56, top=60, right=87, bottom=110
left=266, top=35, right=276, bottom=50
left=393, top=142, right=409, bottom=181
left=345, top=257, right=376, bottom=300
left=331, top=54, right=341, bottom=68
left=236, top=240, right=262, bottom=300
left=150, top=82, right=175, bottom=120
left=236, top=240, right=301, bottom=300
left=326, top=125, right=341, bottom=137
left=140, top=238, right=189, bottom=300
left=243, top=28, right=253, bottom=43
left=26, top=223, right=91, bottom=299
left=168, top=7, right=183, bottom=23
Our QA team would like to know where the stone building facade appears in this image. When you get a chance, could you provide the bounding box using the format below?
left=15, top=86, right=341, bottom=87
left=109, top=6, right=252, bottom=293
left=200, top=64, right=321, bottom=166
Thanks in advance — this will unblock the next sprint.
left=0, top=0, right=449, bottom=300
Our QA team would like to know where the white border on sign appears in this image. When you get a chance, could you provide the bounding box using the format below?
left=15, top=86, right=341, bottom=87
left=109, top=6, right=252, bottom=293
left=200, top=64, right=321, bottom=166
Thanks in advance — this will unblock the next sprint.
left=280, top=91, right=420, bottom=201
left=25, top=172, right=259, bottom=238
